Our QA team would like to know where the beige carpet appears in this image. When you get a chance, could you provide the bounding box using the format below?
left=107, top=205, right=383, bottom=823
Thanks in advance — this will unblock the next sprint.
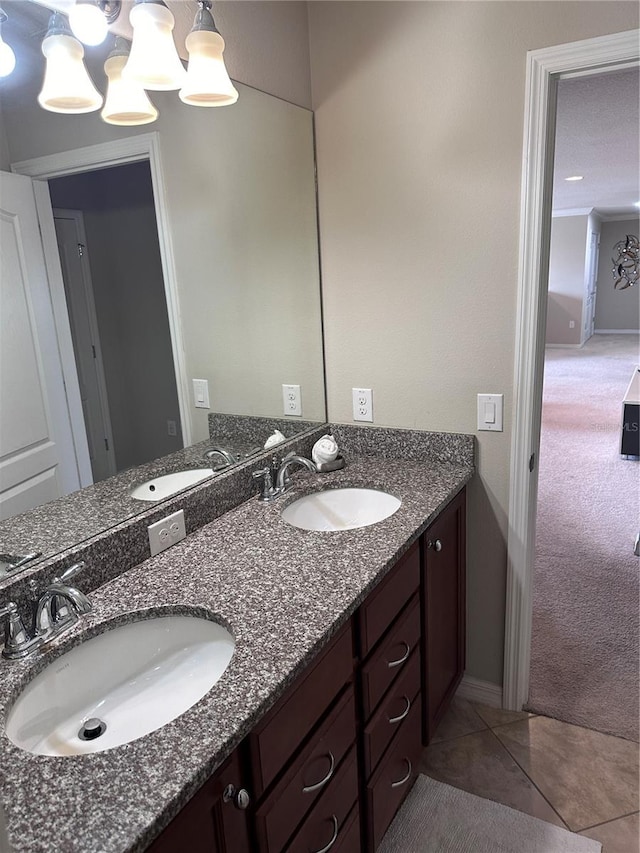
left=527, top=334, right=640, bottom=741
left=378, top=776, right=602, bottom=852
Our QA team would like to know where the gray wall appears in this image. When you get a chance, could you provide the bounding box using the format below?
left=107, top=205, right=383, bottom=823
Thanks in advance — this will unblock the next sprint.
left=546, top=215, right=589, bottom=346
left=595, top=218, right=640, bottom=332
left=308, top=0, right=639, bottom=687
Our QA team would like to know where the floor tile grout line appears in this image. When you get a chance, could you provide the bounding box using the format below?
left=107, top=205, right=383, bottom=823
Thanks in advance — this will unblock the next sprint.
left=577, top=809, right=640, bottom=833
left=487, top=727, right=570, bottom=830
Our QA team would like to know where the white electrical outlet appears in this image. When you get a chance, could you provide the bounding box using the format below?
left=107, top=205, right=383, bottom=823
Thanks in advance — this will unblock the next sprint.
left=167, top=420, right=177, bottom=436
left=192, top=378, right=210, bottom=409
left=352, top=387, right=373, bottom=422
left=148, top=509, right=186, bottom=557
left=282, top=384, right=302, bottom=417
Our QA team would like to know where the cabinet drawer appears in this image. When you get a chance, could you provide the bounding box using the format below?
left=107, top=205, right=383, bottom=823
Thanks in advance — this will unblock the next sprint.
left=359, top=542, right=420, bottom=658
left=362, top=648, right=420, bottom=778
left=365, top=696, right=422, bottom=852
left=287, top=748, right=359, bottom=853
left=361, top=596, right=420, bottom=719
left=255, top=687, right=356, bottom=853
left=250, top=623, right=353, bottom=797
left=331, top=805, right=360, bottom=853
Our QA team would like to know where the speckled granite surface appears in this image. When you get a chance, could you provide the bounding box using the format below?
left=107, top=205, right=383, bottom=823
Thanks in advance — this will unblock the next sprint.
left=208, top=412, right=323, bottom=447
left=0, top=448, right=473, bottom=853
left=0, top=427, right=325, bottom=604
left=0, top=419, right=323, bottom=579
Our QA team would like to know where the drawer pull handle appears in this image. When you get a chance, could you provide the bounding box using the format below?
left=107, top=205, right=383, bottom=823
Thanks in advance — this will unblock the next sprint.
left=388, top=695, right=411, bottom=724
left=427, top=538, right=443, bottom=552
left=387, top=641, right=410, bottom=669
left=311, top=815, right=339, bottom=853
left=391, top=758, right=412, bottom=789
left=302, top=751, right=335, bottom=793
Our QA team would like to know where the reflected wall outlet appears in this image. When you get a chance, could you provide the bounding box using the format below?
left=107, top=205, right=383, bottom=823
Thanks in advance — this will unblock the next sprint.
left=148, top=509, right=186, bottom=557
left=352, top=388, right=373, bottom=422
left=282, top=384, right=302, bottom=417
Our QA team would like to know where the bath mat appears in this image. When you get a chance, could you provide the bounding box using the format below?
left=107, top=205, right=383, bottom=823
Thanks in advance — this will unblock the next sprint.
left=378, top=775, right=602, bottom=853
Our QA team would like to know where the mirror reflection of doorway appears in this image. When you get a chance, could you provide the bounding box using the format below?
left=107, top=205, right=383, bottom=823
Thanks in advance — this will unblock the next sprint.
left=48, top=161, right=183, bottom=484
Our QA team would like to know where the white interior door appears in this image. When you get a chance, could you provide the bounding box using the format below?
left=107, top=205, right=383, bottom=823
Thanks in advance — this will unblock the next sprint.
left=54, top=210, right=116, bottom=482
left=0, top=171, right=81, bottom=519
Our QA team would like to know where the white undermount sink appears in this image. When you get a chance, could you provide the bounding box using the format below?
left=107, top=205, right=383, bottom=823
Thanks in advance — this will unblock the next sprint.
left=5, top=615, right=235, bottom=756
left=281, top=487, right=401, bottom=532
left=130, top=468, right=213, bottom=501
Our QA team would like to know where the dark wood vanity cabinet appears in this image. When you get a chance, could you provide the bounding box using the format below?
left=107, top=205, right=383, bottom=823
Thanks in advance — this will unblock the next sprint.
left=146, top=748, right=252, bottom=853
left=422, top=488, right=466, bottom=744
left=149, top=488, right=466, bottom=853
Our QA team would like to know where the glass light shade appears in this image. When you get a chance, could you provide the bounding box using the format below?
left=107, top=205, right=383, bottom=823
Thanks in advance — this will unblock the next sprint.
left=0, top=32, right=15, bottom=77
left=38, top=33, right=103, bottom=113
left=69, top=1, right=108, bottom=46
left=102, top=53, right=158, bottom=125
left=123, top=2, right=185, bottom=91
left=179, top=29, right=238, bottom=106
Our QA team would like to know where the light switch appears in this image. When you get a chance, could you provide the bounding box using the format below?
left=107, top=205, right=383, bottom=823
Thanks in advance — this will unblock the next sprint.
left=192, top=378, right=210, bottom=409
left=477, top=393, right=503, bottom=431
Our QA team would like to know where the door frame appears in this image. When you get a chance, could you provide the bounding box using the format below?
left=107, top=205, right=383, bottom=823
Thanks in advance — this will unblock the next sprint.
left=503, top=29, right=640, bottom=710
left=11, top=132, right=193, bottom=449
left=53, top=208, right=117, bottom=481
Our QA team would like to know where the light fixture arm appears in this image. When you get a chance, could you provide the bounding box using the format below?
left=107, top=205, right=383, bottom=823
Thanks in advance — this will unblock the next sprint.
left=192, top=1, right=220, bottom=35
left=98, top=1, right=122, bottom=26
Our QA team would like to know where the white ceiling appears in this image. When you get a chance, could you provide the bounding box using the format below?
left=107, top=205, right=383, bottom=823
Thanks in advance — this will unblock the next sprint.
left=552, top=67, right=640, bottom=218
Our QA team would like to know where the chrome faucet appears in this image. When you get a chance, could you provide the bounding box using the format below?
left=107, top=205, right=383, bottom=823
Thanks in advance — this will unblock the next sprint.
left=0, top=561, right=92, bottom=660
left=253, top=453, right=316, bottom=502
left=275, top=454, right=316, bottom=492
left=203, top=446, right=239, bottom=467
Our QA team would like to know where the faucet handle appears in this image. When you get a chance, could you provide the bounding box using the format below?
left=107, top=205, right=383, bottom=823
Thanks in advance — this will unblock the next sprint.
left=252, top=467, right=277, bottom=502
left=0, top=601, right=42, bottom=660
left=54, top=561, right=86, bottom=585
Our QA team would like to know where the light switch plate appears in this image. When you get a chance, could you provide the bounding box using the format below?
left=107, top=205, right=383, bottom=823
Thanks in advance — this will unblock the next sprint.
left=148, top=509, right=186, bottom=557
left=477, top=393, right=503, bottom=431
left=192, top=379, right=210, bottom=409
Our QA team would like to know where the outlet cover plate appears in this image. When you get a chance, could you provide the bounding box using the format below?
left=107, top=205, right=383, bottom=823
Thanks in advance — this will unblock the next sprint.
left=148, top=509, right=186, bottom=557
left=282, top=384, right=302, bottom=417
left=352, top=388, right=373, bottom=422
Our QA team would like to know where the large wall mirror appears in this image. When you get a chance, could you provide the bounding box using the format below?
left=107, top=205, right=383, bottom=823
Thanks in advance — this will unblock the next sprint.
left=0, top=1, right=325, bottom=575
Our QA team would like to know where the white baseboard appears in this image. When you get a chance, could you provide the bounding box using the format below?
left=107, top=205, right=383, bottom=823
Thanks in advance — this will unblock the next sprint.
left=456, top=675, right=503, bottom=708
left=594, top=329, right=640, bottom=335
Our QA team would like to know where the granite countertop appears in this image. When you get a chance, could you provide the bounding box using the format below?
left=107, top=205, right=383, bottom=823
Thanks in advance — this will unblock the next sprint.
left=0, top=455, right=473, bottom=853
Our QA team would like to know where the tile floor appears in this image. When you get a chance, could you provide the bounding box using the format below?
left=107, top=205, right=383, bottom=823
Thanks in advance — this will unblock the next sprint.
left=420, top=698, right=640, bottom=853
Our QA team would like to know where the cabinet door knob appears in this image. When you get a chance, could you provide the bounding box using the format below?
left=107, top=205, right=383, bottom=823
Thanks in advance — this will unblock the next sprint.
left=311, top=815, right=339, bottom=853
left=222, top=784, right=251, bottom=809
left=391, top=758, right=412, bottom=789
left=302, top=751, right=335, bottom=793
left=427, top=538, right=443, bottom=552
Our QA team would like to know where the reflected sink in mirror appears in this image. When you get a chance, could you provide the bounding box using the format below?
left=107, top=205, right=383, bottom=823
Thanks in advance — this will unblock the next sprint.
left=5, top=615, right=235, bottom=756
left=129, top=469, right=214, bottom=502
left=281, top=488, right=401, bottom=532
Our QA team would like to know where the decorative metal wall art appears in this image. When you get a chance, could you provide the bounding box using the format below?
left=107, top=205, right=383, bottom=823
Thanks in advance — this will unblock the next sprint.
left=611, top=234, right=639, bottom=290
